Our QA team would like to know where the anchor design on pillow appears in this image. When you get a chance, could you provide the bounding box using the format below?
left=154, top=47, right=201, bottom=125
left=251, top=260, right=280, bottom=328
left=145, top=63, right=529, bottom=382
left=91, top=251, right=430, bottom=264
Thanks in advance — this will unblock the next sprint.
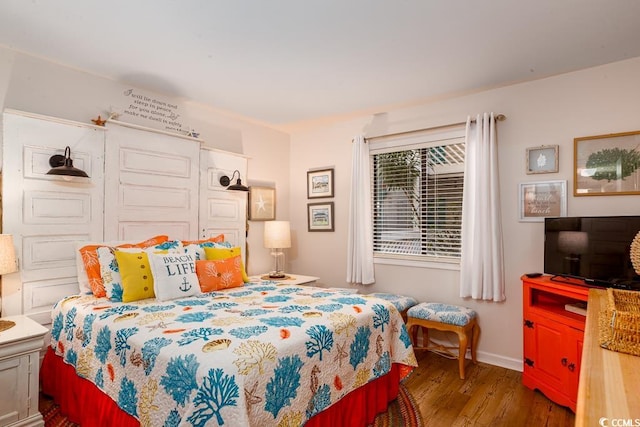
left=179, top=276, right=192, bottom=292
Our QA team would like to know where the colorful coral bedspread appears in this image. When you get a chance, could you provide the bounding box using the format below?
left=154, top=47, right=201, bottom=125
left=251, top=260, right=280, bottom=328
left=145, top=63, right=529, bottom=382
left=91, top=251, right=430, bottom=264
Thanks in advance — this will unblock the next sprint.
left=49, top=282, right=417, bottom=426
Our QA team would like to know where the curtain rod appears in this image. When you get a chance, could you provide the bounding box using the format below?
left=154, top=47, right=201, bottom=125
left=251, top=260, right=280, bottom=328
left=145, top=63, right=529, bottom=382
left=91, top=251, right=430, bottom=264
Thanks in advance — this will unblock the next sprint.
left=362, top=113, right=506, bottom=142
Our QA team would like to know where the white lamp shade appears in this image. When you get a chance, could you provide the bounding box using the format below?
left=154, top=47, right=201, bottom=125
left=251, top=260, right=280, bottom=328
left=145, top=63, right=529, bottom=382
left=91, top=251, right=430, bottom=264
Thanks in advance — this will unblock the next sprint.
left=0, top=234, right=18, bottom=275
left=264, top=221, right=291, bottom=249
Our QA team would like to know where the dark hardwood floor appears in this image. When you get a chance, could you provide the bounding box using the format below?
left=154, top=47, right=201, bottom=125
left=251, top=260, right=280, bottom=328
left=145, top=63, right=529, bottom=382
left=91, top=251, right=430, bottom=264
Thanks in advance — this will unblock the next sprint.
left=404, top=351, right=575, bottom=427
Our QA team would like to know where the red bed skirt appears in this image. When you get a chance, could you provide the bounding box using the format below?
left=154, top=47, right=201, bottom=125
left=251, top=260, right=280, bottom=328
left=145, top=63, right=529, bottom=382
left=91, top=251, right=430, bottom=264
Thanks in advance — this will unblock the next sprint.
left=41, top=347, right=408, bottom=426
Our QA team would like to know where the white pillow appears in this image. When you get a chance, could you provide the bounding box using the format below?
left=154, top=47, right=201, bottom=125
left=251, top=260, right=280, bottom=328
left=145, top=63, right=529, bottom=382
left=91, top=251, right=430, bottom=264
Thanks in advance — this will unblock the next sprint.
left=148, top=251, right=200, bottom=301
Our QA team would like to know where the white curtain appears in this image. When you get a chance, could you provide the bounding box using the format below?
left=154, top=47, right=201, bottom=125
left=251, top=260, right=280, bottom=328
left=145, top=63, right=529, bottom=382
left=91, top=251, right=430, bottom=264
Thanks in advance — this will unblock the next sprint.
left=460, top=113, right=505, bottom=301
left=346, top=135, right=375, bottom=285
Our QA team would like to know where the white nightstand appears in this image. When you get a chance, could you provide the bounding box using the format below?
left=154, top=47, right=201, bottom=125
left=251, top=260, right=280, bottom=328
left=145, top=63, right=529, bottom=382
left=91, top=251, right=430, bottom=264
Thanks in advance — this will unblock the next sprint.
left=0, top=315, right=48, bottom=427
left=249, top=274, right=320, bottom=286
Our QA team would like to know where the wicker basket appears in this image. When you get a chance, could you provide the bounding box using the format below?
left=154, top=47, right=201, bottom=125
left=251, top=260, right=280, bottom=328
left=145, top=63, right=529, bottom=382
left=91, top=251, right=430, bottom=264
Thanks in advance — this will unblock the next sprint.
left=599, top=288, right=640, bottom=357
left=631, top=230, right=640, bottom=275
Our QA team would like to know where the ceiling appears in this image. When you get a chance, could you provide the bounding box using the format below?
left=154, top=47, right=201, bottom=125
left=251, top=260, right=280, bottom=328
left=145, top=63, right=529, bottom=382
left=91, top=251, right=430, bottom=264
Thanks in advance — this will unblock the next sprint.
left=2, top=0, right=640, bottom=131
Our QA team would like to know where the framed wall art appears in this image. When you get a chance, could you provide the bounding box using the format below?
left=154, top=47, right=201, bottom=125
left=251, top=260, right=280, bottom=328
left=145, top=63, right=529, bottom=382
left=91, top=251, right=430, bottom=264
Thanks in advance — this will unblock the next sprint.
left=307, top=202, right=334, bottom=232
left=307, top=168, right=334, bottom=199
left=519, top=180, right=567, bottom=222
left=248, top=186, right=276, bottom=221
left=574, top=130, right=640, bottom=196
left=526, top=145, right=558, bottom=174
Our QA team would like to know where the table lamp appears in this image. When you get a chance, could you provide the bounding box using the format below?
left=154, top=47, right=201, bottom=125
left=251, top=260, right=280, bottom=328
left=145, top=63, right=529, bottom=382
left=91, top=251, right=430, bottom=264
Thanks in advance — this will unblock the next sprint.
left=264, top=221, right=291, bottom=279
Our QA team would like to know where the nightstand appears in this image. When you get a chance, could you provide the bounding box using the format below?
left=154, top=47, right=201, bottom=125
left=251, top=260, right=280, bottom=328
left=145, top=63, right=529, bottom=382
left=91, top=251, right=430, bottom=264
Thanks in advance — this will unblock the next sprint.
left=249, top=274, right=320, bottom=286
left=0, top=315, right=48, bottom=427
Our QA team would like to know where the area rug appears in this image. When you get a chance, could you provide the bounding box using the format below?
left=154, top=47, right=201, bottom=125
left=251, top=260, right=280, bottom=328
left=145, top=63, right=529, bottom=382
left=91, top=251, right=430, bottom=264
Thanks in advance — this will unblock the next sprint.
left=370, top=383, right=423, bottom=427
left=40, top=383, right=422, bottom=427
left=39, top=394, right=77, bottom=427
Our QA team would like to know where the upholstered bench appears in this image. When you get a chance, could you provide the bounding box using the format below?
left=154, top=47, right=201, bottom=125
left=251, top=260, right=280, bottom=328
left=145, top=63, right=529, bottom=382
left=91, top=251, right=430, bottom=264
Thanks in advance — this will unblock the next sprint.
left=406, top=302, right=480, bottom=379
left=367, top=293, right=418, bottom=322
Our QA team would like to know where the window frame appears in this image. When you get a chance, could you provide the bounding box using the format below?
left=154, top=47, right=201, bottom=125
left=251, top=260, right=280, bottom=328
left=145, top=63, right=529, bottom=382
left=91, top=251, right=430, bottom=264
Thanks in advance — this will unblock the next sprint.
left=369, top=126, right=465, bottom=270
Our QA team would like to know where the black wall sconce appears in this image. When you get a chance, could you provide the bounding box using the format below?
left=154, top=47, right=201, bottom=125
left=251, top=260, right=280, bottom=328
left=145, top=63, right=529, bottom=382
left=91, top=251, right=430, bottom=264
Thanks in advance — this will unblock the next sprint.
left=47, top=146, right=89, bottom=178
left=219, top=170, right=249, bottom=191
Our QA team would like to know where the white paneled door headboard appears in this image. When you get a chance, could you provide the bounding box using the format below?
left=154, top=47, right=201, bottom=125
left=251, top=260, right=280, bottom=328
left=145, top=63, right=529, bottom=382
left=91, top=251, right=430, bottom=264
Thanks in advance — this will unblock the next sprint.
left=1, top=110, right=105, bottom=324
left=1, top=111, right=249, bottom=325
left=104, top=121, right=201, bottom=241
left=199, top=147, right=248, bottom=263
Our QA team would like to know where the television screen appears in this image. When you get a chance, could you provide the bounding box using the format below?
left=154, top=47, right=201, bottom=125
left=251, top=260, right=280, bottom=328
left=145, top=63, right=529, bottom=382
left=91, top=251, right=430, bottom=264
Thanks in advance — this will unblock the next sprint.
left=544, top=216, right=640, bottom=289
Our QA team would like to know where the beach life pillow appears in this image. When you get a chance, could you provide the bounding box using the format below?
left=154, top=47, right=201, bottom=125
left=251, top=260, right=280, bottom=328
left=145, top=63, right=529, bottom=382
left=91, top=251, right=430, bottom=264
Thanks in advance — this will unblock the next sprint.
left=148, top=251, right=200, bottom=301
left=114, top=250, right=156, bottom=303
left=196, top=257, right=244, bottom=292
left=78, top=235, right=169, bottom=297
left=98, top=240, right=184, bottom=302
left=203, top=246, right=249, bottom=282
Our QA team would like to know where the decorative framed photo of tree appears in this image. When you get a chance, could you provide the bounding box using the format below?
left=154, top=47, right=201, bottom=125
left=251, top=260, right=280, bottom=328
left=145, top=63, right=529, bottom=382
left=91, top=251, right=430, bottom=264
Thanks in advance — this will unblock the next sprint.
left=526, top=145, right=558, bottom=174
left=307, top=168, right=334, bottom=199
left=574, top=130, right=640, bottom=196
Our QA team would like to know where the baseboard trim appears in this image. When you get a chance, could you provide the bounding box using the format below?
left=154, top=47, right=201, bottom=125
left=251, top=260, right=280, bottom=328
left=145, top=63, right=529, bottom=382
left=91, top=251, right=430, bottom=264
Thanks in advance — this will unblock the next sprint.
left=423, top=336, right=523, bottom=372
left=475, top=350, right=522, bottom=372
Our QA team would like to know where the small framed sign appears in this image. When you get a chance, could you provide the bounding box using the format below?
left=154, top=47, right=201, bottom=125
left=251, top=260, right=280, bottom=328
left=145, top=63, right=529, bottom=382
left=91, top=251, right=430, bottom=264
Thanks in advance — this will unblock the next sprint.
left=519, top=180, right=567, bottom=222
left=307, top=168, right=334, bottom=199
left=526, top=145, right=559, bottom=174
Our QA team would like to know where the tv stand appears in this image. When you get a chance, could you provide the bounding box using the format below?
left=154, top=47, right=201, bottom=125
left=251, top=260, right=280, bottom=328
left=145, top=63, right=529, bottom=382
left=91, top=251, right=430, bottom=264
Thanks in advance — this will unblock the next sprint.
left=549, top=275, right=640, bottom=291
left=549, top=274, right=581, bottom=285
left=522, top=274, right=590, bottom=412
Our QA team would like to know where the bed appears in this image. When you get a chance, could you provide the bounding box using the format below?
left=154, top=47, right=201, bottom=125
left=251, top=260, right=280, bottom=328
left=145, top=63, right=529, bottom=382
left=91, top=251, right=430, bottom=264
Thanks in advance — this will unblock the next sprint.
left=41, top=280, right=417, bottom=426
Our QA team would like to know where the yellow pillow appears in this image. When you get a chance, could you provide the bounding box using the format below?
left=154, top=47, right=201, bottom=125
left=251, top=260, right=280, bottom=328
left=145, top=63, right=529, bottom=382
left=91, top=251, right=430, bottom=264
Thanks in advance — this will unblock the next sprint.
left=114, top=250, right=155, bottom=302
left=203, top=246, right=249, bottom=282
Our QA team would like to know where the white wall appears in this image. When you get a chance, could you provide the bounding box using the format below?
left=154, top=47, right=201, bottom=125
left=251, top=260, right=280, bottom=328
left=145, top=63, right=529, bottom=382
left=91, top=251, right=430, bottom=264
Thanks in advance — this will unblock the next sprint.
left=288, top=57, right=640, bottom=369
left=0, top=46, right=291, bottom=277
left=2, top=43, right=639, bottom=369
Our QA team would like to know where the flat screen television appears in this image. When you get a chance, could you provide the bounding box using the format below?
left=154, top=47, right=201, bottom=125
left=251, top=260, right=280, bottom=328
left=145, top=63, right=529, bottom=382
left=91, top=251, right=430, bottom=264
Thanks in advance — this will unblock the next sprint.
left=544, top=215, right=640, bottom=290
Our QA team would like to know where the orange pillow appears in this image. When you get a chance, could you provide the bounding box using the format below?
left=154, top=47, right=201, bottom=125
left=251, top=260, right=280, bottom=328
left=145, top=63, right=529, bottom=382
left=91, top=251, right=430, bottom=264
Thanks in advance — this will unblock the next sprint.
left=79, top=235, right=169, bottom=297
left=196, top=257, right=244, bottom=292
left=203, top=246, right=249, bottom=282
left=182, top=234, right=224, bottom=246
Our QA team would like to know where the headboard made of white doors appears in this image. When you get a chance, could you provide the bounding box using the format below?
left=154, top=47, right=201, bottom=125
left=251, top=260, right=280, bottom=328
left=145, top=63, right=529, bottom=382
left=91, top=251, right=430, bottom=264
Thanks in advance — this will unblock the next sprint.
left=1, top=111, right=248, bottom=325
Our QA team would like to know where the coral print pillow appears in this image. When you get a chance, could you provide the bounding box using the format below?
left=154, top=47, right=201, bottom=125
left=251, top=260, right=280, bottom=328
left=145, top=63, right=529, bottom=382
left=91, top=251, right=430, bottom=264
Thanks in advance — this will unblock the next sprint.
left=196, top=257, right=244, bottom=293
left=78, top=235, right=169, bottom=297
left=149, top=252, right=200, bottom=301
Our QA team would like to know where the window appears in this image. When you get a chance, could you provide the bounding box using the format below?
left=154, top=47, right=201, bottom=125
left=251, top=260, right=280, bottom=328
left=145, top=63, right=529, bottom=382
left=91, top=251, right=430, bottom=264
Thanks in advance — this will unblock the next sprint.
left=370, top=129, right=465, bottom=264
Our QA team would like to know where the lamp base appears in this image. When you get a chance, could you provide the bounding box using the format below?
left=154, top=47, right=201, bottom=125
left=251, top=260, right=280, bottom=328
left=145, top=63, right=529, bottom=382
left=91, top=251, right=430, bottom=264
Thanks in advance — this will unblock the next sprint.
left=0, top=319, right=16, bottom=332
left=261, top=274, right=292, bottom=281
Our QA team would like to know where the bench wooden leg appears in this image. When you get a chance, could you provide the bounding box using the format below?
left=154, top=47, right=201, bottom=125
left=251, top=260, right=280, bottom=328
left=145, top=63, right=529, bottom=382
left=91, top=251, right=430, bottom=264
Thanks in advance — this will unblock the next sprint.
left=456, top=327, right=468, bottom=379
left=471, top=320, right=480, bottom=364
left=406, top=316, right=480, bottom=380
